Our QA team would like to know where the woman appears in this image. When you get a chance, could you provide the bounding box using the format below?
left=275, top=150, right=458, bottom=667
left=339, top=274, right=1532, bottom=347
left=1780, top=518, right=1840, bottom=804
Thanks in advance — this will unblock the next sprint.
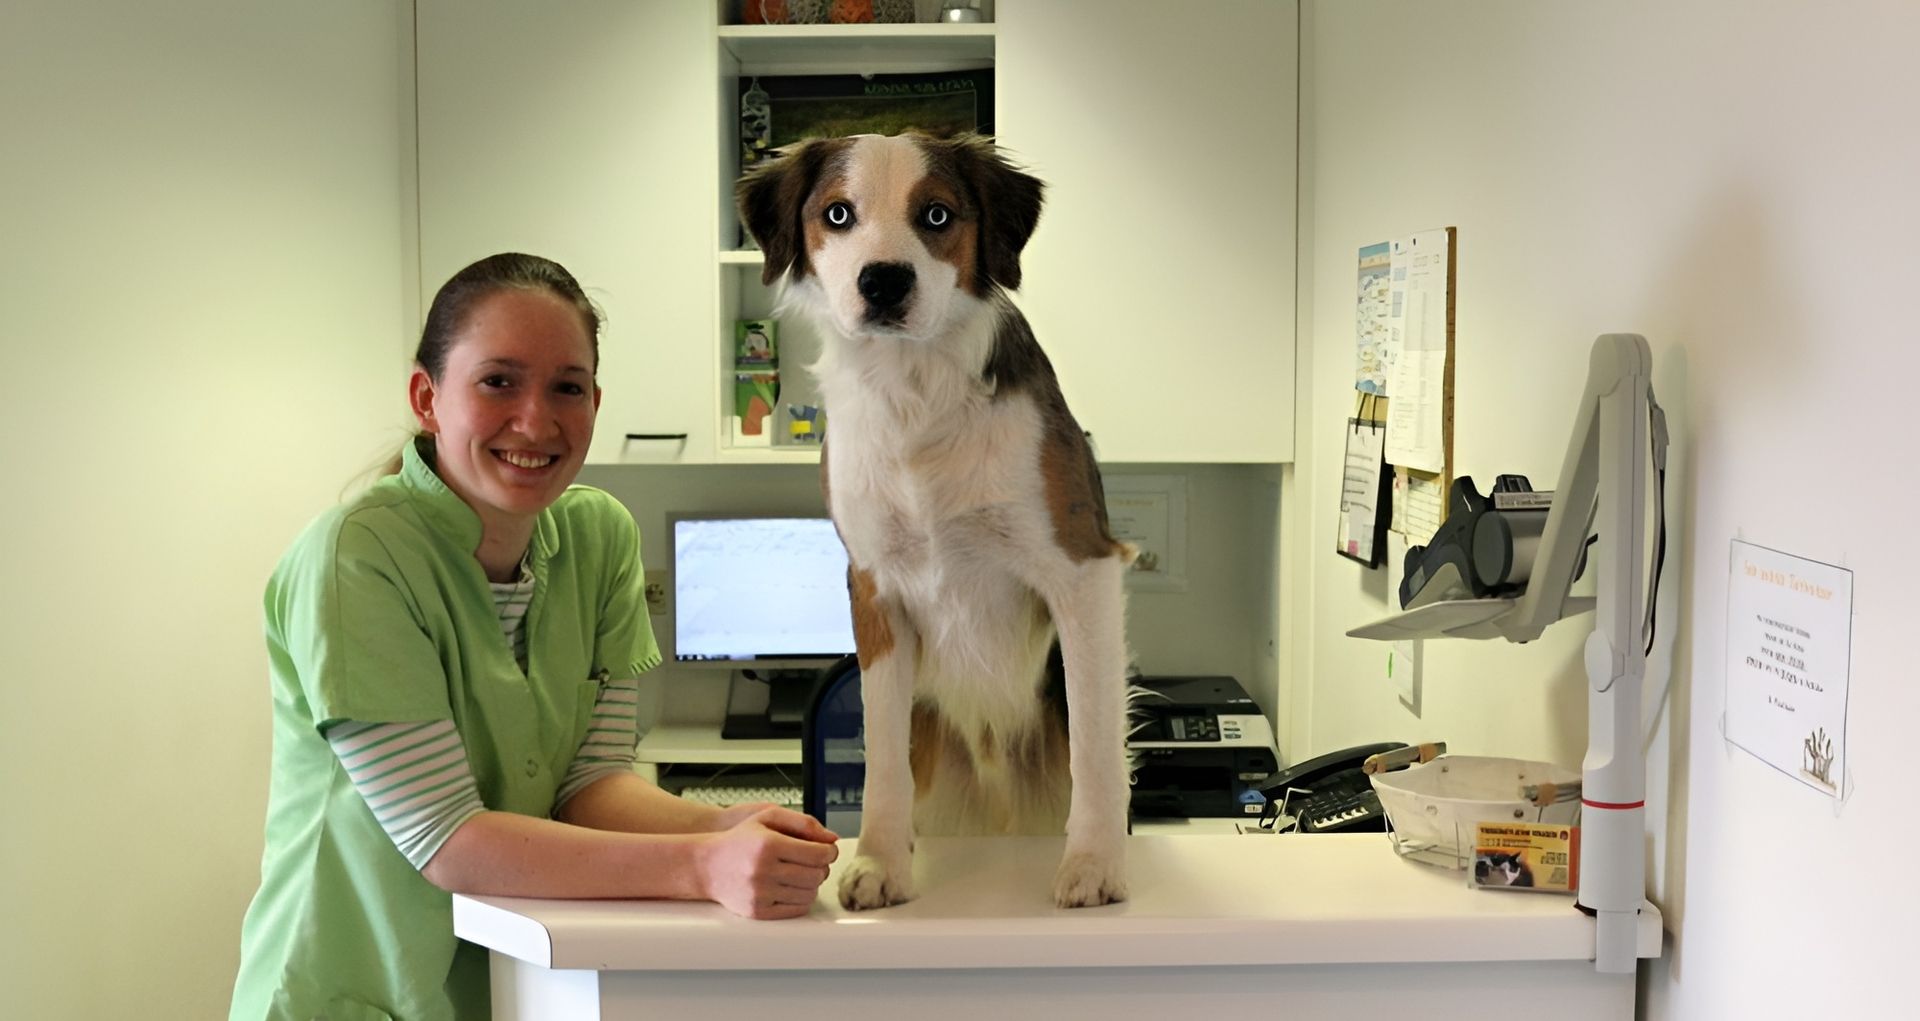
left=231, top=254, right=838, bottom=1020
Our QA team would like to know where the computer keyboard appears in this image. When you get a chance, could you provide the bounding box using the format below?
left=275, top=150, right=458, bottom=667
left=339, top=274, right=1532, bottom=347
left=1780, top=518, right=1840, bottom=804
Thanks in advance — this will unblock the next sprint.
left=677, top=785, right=804, bottom=810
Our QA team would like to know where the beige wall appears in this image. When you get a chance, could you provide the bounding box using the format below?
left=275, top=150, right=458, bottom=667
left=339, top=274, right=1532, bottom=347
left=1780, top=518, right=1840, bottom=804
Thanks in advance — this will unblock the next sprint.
left=1295, top=1, right=1919, bottom=1015
left=0, top=2, right=414, bottom=1015
left=12, top=1, right=1913, bottom=1014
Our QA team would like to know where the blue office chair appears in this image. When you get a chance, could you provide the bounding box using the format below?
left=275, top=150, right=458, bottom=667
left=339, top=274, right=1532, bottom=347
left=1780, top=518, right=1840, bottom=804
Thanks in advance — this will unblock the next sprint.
left=800, top=654, right=865, bottom=837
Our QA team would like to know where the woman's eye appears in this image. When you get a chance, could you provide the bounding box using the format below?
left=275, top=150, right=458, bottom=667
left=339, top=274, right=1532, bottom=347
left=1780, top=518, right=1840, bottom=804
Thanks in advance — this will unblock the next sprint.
left=557, top=382, right=588, bottom=397
left=824, top=201, right=854, bottom=229
left=922, top=203, right=952, bottom=230
left=480, top=375, right=513, bottom=390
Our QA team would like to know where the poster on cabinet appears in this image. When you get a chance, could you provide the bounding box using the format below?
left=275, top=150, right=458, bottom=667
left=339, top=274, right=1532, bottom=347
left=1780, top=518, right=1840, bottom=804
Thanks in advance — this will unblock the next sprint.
left=1724, top=539, right=1852, bottom=798
left=1104, top=475, right=1187, bottom=592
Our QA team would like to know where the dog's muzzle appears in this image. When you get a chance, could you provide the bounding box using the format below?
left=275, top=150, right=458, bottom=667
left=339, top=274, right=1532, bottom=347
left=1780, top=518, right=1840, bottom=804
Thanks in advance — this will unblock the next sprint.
left=858, top=261, right=916, bottom=324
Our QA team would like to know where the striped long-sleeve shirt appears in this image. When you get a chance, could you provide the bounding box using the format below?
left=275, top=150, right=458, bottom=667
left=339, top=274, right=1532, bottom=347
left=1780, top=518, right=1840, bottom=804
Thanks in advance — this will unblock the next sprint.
left=324, top=570, right=641, bottom=869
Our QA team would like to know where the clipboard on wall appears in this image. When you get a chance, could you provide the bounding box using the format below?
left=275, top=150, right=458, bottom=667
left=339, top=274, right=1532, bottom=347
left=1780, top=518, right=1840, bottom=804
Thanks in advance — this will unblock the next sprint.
left=1335, top=393, right=1392, bottom=567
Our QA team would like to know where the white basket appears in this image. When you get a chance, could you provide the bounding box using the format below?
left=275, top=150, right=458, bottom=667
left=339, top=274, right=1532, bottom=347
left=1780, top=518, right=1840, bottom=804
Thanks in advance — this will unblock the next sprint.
left=1369, top=756, right=1581, bottom=870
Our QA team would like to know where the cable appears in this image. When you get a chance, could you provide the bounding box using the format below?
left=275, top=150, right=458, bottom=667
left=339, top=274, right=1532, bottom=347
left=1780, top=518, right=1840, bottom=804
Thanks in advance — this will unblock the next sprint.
left=1642, top=395, right=1670, bottom=656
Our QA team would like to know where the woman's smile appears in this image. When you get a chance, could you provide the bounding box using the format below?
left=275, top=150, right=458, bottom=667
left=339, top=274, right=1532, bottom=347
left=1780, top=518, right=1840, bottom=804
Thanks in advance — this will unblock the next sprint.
left=495, top=448, right=558, bottom=471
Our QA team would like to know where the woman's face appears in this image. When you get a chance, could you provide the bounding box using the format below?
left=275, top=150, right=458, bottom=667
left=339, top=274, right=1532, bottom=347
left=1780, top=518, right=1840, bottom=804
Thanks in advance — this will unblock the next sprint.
left=410, top=288, right=600, bottom=532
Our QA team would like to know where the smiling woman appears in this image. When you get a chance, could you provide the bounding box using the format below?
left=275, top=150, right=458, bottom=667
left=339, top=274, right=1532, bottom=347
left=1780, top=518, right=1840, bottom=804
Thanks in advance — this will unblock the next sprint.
left=229, top=253, right=840, bottom=1021
left=405, top=257, right=605, bottom=581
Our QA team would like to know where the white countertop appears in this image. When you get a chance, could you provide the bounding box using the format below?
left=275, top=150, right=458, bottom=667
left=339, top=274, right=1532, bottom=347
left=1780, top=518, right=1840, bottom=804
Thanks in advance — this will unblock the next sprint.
left=453, top=833, right=1662, bottom=972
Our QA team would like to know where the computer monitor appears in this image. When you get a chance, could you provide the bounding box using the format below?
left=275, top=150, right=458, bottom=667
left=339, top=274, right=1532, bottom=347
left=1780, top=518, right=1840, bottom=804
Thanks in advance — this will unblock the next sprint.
left=668, top=513, right=856, bottom=669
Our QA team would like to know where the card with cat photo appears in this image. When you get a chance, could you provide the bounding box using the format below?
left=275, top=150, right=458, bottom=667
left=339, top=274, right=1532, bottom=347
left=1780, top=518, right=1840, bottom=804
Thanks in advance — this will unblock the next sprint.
left=1471, top=822, right=1579, bottom=894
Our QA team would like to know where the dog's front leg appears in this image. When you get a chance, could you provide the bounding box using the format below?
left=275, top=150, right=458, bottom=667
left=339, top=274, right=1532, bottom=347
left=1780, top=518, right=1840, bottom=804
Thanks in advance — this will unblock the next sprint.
left=838, top=584, right=919, bottom=910
left=1047, top=554, right=1132, bottom=907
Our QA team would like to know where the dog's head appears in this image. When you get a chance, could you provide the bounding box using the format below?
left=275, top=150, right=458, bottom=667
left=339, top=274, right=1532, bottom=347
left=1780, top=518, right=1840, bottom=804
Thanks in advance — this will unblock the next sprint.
left=736, top=132, right=1044, bottom=342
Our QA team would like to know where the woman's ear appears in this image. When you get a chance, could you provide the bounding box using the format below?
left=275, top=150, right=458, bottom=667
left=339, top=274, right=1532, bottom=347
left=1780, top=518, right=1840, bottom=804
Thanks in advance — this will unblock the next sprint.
left=735, top=137, right=848, bottom=286
left=408, top=367, right=439, bottom=434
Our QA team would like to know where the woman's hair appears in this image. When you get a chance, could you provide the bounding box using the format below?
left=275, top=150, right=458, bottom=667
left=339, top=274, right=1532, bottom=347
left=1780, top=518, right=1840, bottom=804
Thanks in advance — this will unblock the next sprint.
left=379, top=253, right=604, bottom=477
left=416, top=252, right=603, bottom=381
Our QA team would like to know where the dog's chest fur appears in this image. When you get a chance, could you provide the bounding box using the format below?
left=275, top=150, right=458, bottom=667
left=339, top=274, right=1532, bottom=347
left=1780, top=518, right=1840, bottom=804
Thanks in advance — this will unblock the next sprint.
left=818, top=306, right=1064, bottom=731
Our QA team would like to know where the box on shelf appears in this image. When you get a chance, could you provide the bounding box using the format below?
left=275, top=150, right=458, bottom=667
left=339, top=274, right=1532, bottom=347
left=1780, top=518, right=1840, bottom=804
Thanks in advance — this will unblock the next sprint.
left=731, top=319, right=781, bottom=447
left=777, top=401, right=825, bottom=445
left=732, top=371, right=780, bottom=446
left=735, top=318, right=778, bottom=367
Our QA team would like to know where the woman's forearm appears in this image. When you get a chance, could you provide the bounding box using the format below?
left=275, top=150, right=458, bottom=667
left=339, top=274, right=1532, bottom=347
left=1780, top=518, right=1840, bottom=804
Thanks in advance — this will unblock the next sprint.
left=555, top=770, right=724, bottom=834
left=420, top=810, right=709, bottom=900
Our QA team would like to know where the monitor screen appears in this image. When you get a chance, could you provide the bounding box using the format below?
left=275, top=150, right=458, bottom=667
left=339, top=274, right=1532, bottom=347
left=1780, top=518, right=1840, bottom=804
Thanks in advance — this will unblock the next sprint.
left=670, top=514, right=856, bottom=665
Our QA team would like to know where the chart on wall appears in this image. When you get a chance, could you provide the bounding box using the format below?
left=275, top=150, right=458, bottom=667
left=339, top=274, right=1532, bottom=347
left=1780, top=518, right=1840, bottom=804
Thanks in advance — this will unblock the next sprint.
left=1724, top=539, right=1853, bottom=798
left=1382, top=228, right=1452, bottom=475
left=1354, top=241, right=1393, bottom=394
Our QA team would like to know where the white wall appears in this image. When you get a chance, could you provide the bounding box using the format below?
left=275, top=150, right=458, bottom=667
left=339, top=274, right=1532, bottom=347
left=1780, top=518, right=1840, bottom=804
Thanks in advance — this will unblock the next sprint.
left=19, top=1, right=1907, bottom=1014
left=1295, top=2, right=1920, bottom=1016
left=0, top=2, right=414, bottom=1016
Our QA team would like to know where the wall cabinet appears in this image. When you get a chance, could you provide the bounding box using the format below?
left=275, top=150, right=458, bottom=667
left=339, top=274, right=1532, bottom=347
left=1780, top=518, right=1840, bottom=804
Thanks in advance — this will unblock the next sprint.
left=419, top=1, right=1295, bottom=466
left=417, top=0, right=717, bottom=464
left=995, top=0, right=1297, bottom=462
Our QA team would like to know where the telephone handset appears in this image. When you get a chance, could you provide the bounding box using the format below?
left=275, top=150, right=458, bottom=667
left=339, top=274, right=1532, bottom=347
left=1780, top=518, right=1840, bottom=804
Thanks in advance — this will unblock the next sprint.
left=1258, top=741, right=1407, bottom=833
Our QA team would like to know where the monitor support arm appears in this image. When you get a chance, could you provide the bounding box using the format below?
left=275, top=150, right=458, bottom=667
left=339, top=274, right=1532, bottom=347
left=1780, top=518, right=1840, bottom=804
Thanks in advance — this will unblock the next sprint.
left=1348, top=333, right=1660, bottom=974
left=1564, top=334, right=1651, bottom=975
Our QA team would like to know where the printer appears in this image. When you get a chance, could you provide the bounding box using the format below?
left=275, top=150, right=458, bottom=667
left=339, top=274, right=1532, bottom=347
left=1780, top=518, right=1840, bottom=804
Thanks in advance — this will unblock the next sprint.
left=1127, top=675, right=1280, bottom=819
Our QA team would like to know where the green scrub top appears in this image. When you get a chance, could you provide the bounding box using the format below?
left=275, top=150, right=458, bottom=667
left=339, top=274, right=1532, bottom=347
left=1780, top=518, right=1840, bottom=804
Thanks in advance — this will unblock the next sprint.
left=230, top=439, right=660, bottom=1021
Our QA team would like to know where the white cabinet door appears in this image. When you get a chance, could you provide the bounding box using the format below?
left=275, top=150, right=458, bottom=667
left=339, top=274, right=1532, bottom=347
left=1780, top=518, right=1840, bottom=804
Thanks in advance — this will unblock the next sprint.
left=996, top=0, right=1296, bottom=462
left=417, top=0, right=715, bottom=463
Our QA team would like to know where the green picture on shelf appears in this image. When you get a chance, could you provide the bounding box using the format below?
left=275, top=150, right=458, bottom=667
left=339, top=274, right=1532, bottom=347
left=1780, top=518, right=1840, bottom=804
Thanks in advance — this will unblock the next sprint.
left=739, top=69, right=995, bottom=175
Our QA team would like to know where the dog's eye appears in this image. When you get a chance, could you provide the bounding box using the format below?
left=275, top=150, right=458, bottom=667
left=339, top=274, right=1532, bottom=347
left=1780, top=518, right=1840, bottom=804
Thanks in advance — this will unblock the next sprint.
left=824, top=201, right=855, bottom=229
left=921, top=203, right=953, bottom=230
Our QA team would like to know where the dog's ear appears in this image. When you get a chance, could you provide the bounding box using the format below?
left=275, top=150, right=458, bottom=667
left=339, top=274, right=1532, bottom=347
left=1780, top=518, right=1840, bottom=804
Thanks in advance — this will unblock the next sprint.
left=736, top=139, right=842, bottom=286
left=936, top=133, right=1045, bottom=292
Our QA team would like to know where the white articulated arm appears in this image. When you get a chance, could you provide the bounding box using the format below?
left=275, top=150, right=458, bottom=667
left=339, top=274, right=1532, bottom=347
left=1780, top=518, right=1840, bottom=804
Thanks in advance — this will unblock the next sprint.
left=1577, top=334, right=1652, bottom=974
left=1346, top=333, right=1661, bottom=974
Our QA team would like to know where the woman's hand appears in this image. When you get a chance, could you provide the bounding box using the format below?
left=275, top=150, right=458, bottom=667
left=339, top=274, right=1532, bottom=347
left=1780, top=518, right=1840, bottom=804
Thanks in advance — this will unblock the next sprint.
left=706, top=801, right=784, bottom=832
left=696, top=807, right=840, bottom=920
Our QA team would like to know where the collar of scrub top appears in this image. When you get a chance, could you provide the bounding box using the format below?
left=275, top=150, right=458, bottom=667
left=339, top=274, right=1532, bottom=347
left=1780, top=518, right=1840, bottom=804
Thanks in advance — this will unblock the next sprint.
left=400, top=435, right=562, bottom=583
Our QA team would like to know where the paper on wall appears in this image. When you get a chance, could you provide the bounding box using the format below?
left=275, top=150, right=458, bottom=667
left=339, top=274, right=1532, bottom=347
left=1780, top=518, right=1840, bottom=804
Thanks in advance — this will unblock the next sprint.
left=1724, top=540, right=1852, bottom=798
left=1390, top=468, right=1444, bottom=542
left=1383, top=229, right=1449, bottom=473
left=1355, top=241, right=1394, bottom=394
left=1336, top=420, right=1386, bottom=564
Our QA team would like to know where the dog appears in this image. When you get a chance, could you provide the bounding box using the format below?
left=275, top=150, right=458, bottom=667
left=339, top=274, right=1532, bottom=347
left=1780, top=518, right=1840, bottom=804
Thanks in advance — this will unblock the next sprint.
left=737, top=132, right=1134, bottom=910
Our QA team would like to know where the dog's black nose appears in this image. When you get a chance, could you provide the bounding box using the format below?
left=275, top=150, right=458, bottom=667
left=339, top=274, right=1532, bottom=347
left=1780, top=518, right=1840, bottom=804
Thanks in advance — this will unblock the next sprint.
left=858, top=261, right=916, bottom=310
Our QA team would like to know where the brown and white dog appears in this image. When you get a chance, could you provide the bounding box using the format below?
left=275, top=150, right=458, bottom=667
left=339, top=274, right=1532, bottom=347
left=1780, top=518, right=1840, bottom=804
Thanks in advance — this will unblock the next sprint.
left=737, top=132, right=1132, bottom=909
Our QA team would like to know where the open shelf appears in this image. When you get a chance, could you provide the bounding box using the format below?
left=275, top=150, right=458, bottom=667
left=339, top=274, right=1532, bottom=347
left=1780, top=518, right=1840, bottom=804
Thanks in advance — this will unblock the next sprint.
left=637, top=721, right=800, bottom=765
left=714, top=11, right=997, bottom=459
left=1348, top=597, right=1597, bottom=642
left=719, top=23, right=994, bottom=73
left=714, top=444, right=823, bottom=464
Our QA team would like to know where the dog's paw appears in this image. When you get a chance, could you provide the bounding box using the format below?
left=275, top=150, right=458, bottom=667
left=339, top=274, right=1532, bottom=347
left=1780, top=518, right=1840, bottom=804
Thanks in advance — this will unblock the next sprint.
left=837, top=852, right=915, bottom=911
left=1052, top=850, right=1128, bottom=908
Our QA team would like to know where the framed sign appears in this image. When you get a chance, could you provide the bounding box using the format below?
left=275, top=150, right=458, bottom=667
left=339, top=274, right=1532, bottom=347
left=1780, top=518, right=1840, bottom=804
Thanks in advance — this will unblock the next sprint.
left=1724, top=540, right=1853, bottom=797
left=1104, top=475, right=1187, bottom=591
